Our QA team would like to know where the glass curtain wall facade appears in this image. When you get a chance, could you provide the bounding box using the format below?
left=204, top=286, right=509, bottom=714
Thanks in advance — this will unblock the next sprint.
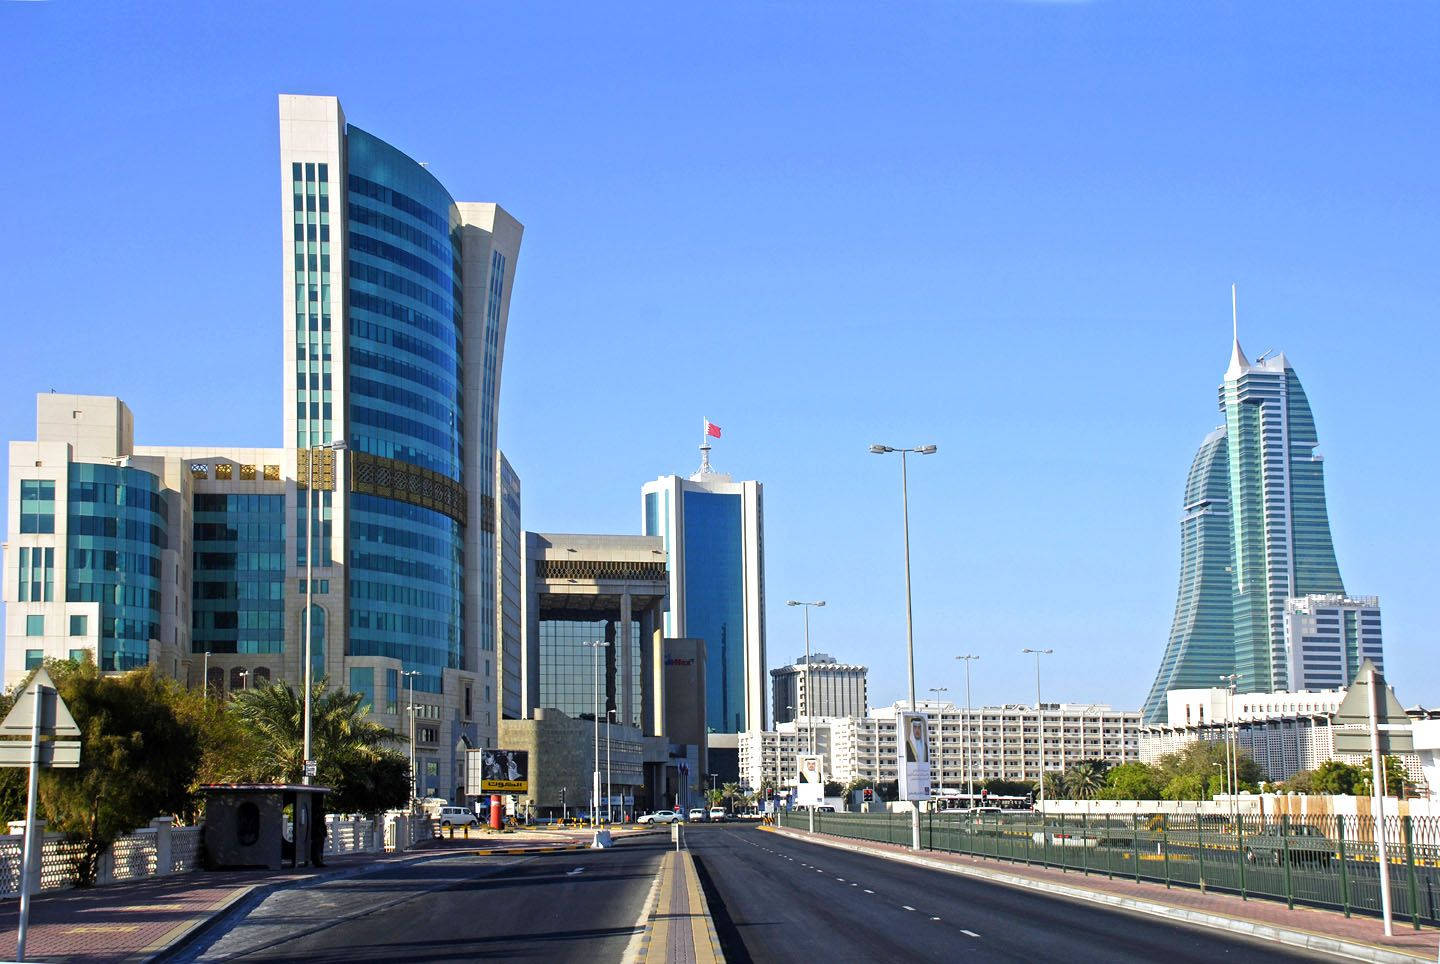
left=344, top=126, right=466, bottom=696
left=538, top=618, right=642, bottom=725
left=1141, top=429, right=1235, bottom=722
left=66, top=464, right=167, bottom=670
left=681, top=490, right=746, bottom=734
left=192, top=493, right=286, bottom=657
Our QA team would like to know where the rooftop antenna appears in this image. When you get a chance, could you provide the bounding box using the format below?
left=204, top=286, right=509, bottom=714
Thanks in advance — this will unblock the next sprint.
left=698, top=418, right=714, bottom=477
left=1231, top=283, right=1238, bottom=342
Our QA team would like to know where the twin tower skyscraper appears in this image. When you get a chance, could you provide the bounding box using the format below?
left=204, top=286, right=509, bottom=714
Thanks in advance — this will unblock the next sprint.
left=1141, top=313, right=1384, bottom=723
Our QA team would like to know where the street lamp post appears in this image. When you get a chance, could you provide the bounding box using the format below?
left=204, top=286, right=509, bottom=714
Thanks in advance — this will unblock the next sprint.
left=869, top=442, right=936, bottom=850
left=788, top=600, right=825, bottom=835
left=402, top=670, right=420, bottom=804
left=928, top=687, right=948, bottom=792
left=1219, top=673, right=1241, bottom=829
left=583, top=641, right=609, bottom=825
left=956, top=655, right=979, bottom=805
left=302, top=438, right=345, bottom=787
left=1022, top=649, right=1054, bottom=811
left=606, top=709, right=616, bottom=824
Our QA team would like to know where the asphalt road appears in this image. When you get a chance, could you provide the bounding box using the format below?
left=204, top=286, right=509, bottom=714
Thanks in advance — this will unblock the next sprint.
left=687, top=824, right=1337, bottom=963
left=180, top=841, right=666, bottom=962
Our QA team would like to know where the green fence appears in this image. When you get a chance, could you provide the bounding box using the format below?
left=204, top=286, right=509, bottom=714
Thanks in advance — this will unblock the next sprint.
left=774, top=808, right=1440, bottom=928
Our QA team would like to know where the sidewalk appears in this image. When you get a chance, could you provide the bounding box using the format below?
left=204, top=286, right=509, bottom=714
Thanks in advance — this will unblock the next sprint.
left=767, top=825, right=1439, bottom=963
left=0, top=826, right=661, bottom=964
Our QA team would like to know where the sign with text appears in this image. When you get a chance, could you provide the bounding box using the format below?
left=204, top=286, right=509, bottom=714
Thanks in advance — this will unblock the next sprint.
left=897, top=711, right=932, bottom=801
left=476, top=749, right=529, bottom=793
left=796, top=754, right=824, bottom=805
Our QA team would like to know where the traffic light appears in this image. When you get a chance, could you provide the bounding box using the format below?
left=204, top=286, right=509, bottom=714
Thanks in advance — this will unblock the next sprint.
left=980, top=788, right=989, bottom=801
left=862, top=787, right=874, bottom=802
left=766, top=786, right=775, bottom=800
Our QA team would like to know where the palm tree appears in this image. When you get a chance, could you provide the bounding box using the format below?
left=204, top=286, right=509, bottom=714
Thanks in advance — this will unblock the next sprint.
left=1063, top=760, right=1110, bottom=800
left=230, top=678, right=398, bottom=785
left=721, top=781, right=742, bottom=812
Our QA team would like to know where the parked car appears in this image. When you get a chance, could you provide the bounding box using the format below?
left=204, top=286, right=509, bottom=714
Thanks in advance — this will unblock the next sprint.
left=437, top=806, right=479, bottom=828
left=1245, top=823, right=1335, bottom=866
left=638, top=810, right=684, bottom=825
left=709, top=807, right=727, bottom=822
left=688, top=808, right=709, bottom=822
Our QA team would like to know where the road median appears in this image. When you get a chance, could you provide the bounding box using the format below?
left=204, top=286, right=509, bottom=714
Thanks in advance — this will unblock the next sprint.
left=628, top=846, right=724, bottom=963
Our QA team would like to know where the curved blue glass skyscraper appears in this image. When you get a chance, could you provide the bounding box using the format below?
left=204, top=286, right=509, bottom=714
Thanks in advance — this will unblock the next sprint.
left=279, top=95, right=523, bottom=798
left=1142, top=331, right=1354, bottom=723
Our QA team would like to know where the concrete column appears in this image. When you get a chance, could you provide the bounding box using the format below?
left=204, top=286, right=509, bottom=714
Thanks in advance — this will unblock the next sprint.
left=619, top=592, right=633, bottom=727
left=151, top=816, right=174, bottom=876
left=8, top=820, right=44, bottom=891
left=639, top=607, right=655, bottom=735
left=652, top=625, right=666, bottom=738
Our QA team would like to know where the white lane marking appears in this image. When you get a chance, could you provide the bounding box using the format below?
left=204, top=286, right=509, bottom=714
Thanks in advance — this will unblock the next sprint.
left=962, top=929, right=980, bottom=938
left=836, top=877, right=845, bottom=881
left=863, top=889, right=875, bottom=894
left=930, top=917, right=942, bottom=921
left=566, top=867, right=585, bottom=876
left=850, top=883, right=857, bottom=887
left=902, top=905, right=916, bottom=911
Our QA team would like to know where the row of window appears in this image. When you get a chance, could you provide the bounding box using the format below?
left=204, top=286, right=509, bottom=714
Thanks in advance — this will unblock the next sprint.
left=24, top=614, right=88, bottom=637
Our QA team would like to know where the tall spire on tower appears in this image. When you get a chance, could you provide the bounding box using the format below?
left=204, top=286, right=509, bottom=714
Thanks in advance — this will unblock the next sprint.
left=1225, top=282, right=1251, bottom=379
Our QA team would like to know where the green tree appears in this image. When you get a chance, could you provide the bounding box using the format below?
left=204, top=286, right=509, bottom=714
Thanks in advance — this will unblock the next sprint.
left=1154, top=741, right=1262, bottom=798
left=1062, top=760, right=1111, bottom=800
left=1041, top=771, right=1066, bottom=801
left=37, top=662, right=200, bottom=885
left=1313, top=760, right=1364, bottom=795
left=706, top=788, right=725, bottom=807
left=1354, top=756, right=1411, bottom=797
left=1099, top=762, right=1162, bottom=800
left=721, top=782, right=743, bottom=812
left=229, top=679, right=404, bottom=813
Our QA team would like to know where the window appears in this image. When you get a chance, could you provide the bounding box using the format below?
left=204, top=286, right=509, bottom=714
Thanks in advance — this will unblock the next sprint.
left=190, top=464, right=209, bottom=479
left=263, top=465, right=281, bottom=481
left=25, top=650, right=43, bottom=670
left=240, top=464, right=257, bottom=481
left=215, top=463, right=233, bottom=481
left=70, top=614, right=88, bottom=636
left=68, top=649, right=87, bottom=663
left=351, top=667, right=376, bottom=711
left=26, top=615, right=44, bottom=637
left=19, top=480, right=55, bottom=533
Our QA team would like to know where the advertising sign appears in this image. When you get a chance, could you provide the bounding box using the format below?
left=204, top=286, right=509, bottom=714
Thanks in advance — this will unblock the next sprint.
left=897, top=711, right=931, bottom=801
left=478, top=749, right=529, bottom=793
left=797, top=754, right=825, bottom=805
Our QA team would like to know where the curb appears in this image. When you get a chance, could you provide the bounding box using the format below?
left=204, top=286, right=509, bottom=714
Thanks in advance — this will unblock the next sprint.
left=763, top=826, right=1433, bottom=964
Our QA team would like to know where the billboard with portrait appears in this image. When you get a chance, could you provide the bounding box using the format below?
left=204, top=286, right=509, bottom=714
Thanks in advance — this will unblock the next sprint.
left=796, top=754, right=825, bottom=805
left=477, top=748, right=529, bottom=793
left=897, top=711, right=931, bottom=801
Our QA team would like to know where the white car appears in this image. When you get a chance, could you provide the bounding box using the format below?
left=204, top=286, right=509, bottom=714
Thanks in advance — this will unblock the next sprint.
left=708, top=807, right=727, bottom=822
left=688, top=808, right=708, bottom=822
left=638, top=810, right=684, bottom=825
left=437, top=806, right=479, bottom=827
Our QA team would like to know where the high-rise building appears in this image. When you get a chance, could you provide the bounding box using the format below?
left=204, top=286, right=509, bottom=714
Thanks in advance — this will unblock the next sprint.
left=1283, top=594, right=1384, bottom=691
left=771, top=653, right=868, bottom=724
left=1142, top=325, right=1378, bottom=722
left=641, top=440, right=766, bottom=734
left=4, top=95, right=525, bottom=804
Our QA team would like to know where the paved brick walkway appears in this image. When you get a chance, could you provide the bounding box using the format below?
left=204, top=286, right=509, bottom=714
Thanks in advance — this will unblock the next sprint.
left=770, top=825, right=1440, bottom=961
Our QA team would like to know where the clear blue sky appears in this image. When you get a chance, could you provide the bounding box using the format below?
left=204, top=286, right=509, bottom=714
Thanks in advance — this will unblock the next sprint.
left=2, top=1, right=1436, bottom=712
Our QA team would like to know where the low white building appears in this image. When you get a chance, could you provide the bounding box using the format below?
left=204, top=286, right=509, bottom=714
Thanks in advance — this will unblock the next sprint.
left=741, top=699, right=1141, bottom=791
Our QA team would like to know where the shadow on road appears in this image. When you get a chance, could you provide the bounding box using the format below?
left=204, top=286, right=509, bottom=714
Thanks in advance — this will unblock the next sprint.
left=691, top=854, right=754, bottom=964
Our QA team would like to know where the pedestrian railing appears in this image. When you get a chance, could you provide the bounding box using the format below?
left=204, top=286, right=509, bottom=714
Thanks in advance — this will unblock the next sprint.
left=777, top=808, right=1440, bottom=928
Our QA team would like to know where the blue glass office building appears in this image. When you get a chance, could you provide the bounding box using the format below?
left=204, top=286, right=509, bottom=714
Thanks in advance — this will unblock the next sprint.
left=279, top=94, right=523, bottom=796
left=643, top=470, right=766, bottom=734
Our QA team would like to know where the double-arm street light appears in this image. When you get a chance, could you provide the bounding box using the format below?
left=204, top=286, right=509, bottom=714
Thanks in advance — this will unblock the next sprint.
left=956, top=655, right=979, bottom=804
left=1022, top=648, right=1054, bottom=810
left=583, top=640, right=609, bottom=825
left=302, top=438, right=345, bottom=787
left=869, top=442, right=937, bottom=851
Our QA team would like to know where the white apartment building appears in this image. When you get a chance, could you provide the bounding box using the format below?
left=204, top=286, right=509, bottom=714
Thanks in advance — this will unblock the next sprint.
left=741, top=700, right=1141, bottom=791
left=1283, top=594, right=1384, bottom=692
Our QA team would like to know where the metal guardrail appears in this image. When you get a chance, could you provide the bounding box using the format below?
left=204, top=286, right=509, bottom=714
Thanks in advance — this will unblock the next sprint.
left=777, top=809, right=1440, bottom=928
